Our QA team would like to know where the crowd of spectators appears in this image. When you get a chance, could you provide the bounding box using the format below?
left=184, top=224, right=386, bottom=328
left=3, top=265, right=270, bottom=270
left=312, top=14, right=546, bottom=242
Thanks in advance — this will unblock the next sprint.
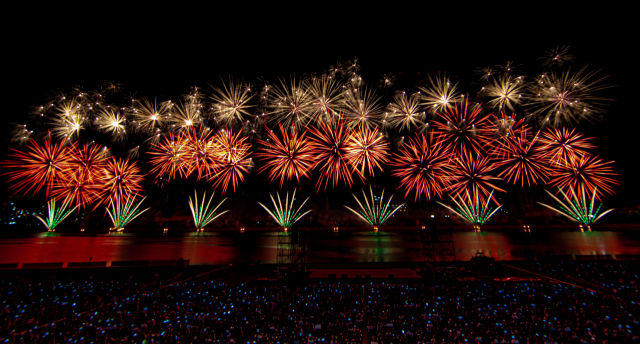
left=2, top=266, right=640, bottom=343
left=513, top=261, right=640, bottom=295
left=255, top=283, right=364, bottom=343
left=363, top=282, right=639, bottom=343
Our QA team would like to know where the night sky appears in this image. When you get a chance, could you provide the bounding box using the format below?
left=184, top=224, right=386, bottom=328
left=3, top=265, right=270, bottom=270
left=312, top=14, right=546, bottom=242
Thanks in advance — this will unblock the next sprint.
left=15, top=6, right=638, bottom=209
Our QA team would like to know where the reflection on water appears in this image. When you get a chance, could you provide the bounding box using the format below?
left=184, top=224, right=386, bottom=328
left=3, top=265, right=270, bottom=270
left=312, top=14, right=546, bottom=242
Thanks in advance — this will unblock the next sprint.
left=1, top=230, right=639, bottom=265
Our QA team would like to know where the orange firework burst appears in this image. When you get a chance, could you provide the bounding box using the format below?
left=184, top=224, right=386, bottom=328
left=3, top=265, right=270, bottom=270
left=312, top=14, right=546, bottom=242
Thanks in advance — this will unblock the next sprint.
left=547, top=155, right=619, bottom=200
left=488, top=112, right=529, bottom=159
left=308, top=117, right=353, bottom=191
left=66, top=142, right=109, bottom=183
left=50, top=169, right=103, bottom=209
left=208, top=128, right=252, bottom=193
left=98, top=157, right=145, bottom=205
left=183, top=126, right=221, bottom=180
left=344, top=126, right=390, bottom=179
left=538, top=127, right=595, bottom=165
left=255, top=123, right=317, bottom=187
left=448, top=154, right=504, bottom=199
left=389, top=134, right=453, bottom=201
left=432, top=100, right=492, bottom=158
left=2, top=135, right=72, bottom=196
left=148, top=133, right=190, bottom=181
left=494, top=130, right=550, bottom=187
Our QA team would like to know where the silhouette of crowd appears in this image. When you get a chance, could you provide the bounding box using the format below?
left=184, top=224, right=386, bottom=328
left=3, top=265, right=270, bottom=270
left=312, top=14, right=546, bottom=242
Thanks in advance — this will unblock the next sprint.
left=2, top=264, right=640, bottom=343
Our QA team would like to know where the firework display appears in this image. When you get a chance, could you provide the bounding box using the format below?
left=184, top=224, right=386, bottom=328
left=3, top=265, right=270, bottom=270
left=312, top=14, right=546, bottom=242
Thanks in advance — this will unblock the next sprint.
left=106, top=194, right=150, bottom=231
left=188, top=190, right=228, bottom=231
left=389, top=133, right=452, bottom=201
left=4, top=46, right=622, bottom=231
left=255, top=123, right=317, bottom=187
left=437, top=187, right=503, bottom=229
left=34, top=198, right=79, bottom=232
left=344, top=186, right=404, bottom=228
left=538, top=187, right=614, bottom=226
left=258, top=190, right=311, bottom=229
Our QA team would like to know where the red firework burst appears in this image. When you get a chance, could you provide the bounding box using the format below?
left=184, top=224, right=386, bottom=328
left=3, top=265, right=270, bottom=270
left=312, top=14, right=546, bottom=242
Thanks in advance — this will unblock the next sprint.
left=148, top=133, right=190, bottom=181
left=389, top=133, right=453, bottom=201
left=538, top=127, right=595, bottom=165
left=547, top=154, right=619, bottom=200
left=488, top=112, right=530, bottom=159
left=66, top=142, right=109, bottom=183
left=50, top=169, right=103, bottom=209
left=255, top=123, right=317, bottom=187
left=98, top=157, right=145, bottom=204
left=183, top=125, right=221, bottom=180
left=209, top=128, right=252, bottom=193
left=344, top=126, right=390, bottom=179
left=494, top=130, right=550, bottom=187
left=2, top=136, right=72, bottom=196
left=308, top=117, right=354, bottom=191
left=432, top=100, right=492, bottom=158
left=447, top=154, right=504, bottom=199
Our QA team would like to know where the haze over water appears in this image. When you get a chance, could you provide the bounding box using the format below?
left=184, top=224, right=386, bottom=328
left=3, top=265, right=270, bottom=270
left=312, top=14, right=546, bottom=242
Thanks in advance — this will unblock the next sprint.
left=1, top=230, right=639, bottom=265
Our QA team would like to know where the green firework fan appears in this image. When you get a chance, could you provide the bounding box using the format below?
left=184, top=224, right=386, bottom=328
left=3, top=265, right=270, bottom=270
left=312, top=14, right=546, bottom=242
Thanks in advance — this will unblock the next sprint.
left=34, top=197, right=79, bottom=231
left=188, top=190, right=228, bottom=230
left=538, top=187, right=613, bottom=225
left=106, top=194, right=150, bottom=231
left=344, top=186, right=404, bottom=227
left=437, top=187, right=502, bottom=228
left=258, top=189, right=311, bottom=229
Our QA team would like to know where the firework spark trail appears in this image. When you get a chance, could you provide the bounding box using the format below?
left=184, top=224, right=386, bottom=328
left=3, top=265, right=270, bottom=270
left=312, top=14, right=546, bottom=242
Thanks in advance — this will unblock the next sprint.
left=437, top=187, right=502, bottom=228
left=418, top=73, right=460, bottom=114
left=344, top=126, right=390, bottom=179
left=209, top=128, right=252, bottom=194
left=183, top=126, right=221, bottom=181
left=169, top=99, right=203, bottom=129
left=99, top=157, right=145, bottom=205
left=538, top=127, right=595, bottom=165
left=96, top=108, right=127, bottom=140
left=387, top=92, right=424, bottom=131
left=255, top=123, right=317, bottom=187
left=269, top=78, right=313, bottom=129
left=258, top=189, right=311, bottom=229
left=2, top=136, right=72, bottom=197
left=148, top=133, right=190, bottom=181
left=432, top=100, right=492, bottom=158
left=50, top=170, right=103, bottom=209
left=528, top=66, right=611, bottom=126
left=306, top=75, right=344, bottom=122
left=106, top=194, right=150, bottom=230
left=547, top=154, right=620, bottom=200
left=488, top=112, right=529, bottom=159
left=51, top=98, right=86, bottom=140
left=389, top=133, right=452, bottom=201
left=308, top=117, right=354, bottom=191
left=540, top=45, right=576, bottom=68
left=494, top=130, right=550, bottom=187
left=344, top=86, right=383, bottom=129
left=537, top=186, right=614, bottom=225
left=188, top=190, right=228, bottom=230
left=211, top=78, right=254, bottom=126
left=484, top=75, right=525, bottom=112
left=34, top=197, right=79, bottom=231
left=447, top=154, right=505, bottom=200
left=344, top=186, right=404, bottom=227
left=132, top=98, right=169, bottom=131
left=67, top=142, right=110, bottom=181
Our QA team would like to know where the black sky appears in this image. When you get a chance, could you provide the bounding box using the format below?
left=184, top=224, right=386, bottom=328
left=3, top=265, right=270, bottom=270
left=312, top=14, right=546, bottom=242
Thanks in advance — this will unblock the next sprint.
left=17, top=5, right=639, bottom=207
